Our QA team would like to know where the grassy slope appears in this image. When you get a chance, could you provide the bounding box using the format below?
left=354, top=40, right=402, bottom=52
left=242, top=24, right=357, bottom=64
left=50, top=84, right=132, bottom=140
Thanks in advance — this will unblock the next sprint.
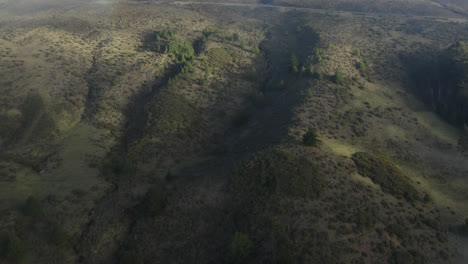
left=0, top=1, right=467, bottom=263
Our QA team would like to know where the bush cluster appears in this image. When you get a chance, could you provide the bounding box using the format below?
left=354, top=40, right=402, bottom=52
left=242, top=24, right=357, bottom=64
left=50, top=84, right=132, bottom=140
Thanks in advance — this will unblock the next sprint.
left=226, top=232, right=253, bottom=264
left=0, top=232, right=27, bottom=262
left=230, top=150, right=322, bottom=201
left=351, top=152, right=419, bottom=202
left=302, top=127, right=320, bottom=147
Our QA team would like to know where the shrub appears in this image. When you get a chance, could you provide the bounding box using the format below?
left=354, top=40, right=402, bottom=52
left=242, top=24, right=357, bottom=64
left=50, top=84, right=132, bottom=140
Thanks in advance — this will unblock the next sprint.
left=232, top=33, right=239, bottom=42
left=302, top=127, right=320, bottom=147
left=459, top=218, right=468, bottom=236
left=353, top=207, right=378, bottom=231
left=165, top=38, right=195, bottom=62
left=0, top=232, right=27, bottom=262
left=144, top=185, right=166, bottom=217
left=240, top=41, right=246, bottom=49
left=249, top=91, right=265, bottom=108
left=290, top=53, right=299, bottom=73
left=355, top=49, right=361, bottom=57
left=230, top=150, right=322, bottom=201
left=120, top=249, right=141, bottom=264
left=144, top=91, right=201, bottom=137
left=253, top=46, right=260, bottom=54
left=22, top=196, right=41, bottom=218
left=208, top=48, right=233, bottom=66
left=49, top=224, right=69, bottom=246
left=232, top=110, right=251, bottom=127
left=157, top=29, right=175, bottom=40
left=0, top=109, right=22, bottom=140
left=357, top=61, right=367, bottom=70
left=248, top=67, right=258, bottom=82
left=314, top=69, right=323, bottom=80
left=352, top=152, right=419, bottom=202
left=308, top=64, right=315, bottom=76
left=226, top=232, right=253, bottom=264
left=334, top=68, right=344, bottom=85
left=390, top=250, right=426, bottom=264
left=110, top=154, right=136, bottom=175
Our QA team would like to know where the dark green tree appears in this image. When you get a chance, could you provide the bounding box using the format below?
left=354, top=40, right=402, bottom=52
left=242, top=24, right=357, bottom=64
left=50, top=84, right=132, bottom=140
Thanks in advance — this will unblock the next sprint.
left=334, top=68, right=344, bottom=85
left=290, top=53, right=299, bottom=73
left=303, top=127, right=320, bottom=147
left=314, top=69, right=323, bottom=80
left=355, top=49, right=361, bottom=57
left=253, top=46, right=260, bottom=54
left=308, top=64, right=315, bottom=76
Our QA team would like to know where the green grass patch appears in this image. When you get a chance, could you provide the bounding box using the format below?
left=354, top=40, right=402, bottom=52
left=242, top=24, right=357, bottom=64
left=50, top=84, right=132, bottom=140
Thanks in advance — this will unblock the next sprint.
left=351, top=152, right=419, bottom=202
left=208, top=48, right=232, bottom=67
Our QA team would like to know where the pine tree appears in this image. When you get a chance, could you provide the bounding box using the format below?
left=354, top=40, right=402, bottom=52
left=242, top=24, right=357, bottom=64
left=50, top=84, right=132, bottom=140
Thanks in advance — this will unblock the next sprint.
left=290, top=53, right=299, bottom=73
left=334, top=68, right=344, bottom=85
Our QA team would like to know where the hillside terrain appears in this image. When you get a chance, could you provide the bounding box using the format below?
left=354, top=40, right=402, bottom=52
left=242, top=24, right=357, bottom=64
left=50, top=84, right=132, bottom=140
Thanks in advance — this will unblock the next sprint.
left=0, top=0, right=468, bottom=263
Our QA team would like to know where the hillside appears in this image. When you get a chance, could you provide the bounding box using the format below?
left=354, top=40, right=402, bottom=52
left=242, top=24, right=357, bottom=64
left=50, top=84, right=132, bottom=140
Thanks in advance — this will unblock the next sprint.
left=0, top=0, right=468, bottom=263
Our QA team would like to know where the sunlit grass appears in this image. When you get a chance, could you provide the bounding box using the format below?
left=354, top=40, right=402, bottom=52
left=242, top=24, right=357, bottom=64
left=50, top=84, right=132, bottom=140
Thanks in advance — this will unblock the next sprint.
left=321, top=138, right=363, bottom=157
left=414, top=111, right=461, bottom=145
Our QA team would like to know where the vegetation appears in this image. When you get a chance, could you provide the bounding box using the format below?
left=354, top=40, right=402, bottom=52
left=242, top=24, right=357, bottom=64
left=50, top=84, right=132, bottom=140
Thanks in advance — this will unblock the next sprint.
left=49, top=224, right=69, bottom=246
left=357, top=58, right=370, bottom=71
left=157, top=29, right=175, bottom=41
left=289, top=53, right=299, bottom=73
left=230, top=150, right=322, bottom=201
left=390, top=250, right=426, bottom=264
left=355, top=49, right=361, bottom=57
left=253, top=46, right=260, bottom=54
left=302, top=127, right=320, bottom=147
left=334, top=68, right=344, bottom=85
left=409, top=41, right=468, bottom=126
left=248, top=67, right=259, bottom=82
left=226, top=232, right=253, bottom=264
left=0, top=232, right=27, bottom=263
left=109, top=154, right=136, bottom=175
left=144, top=185, right=166, bottom=217
left=120, top=250, right=140, bottom=264
left=351, top=152, right=419, bottom=202
left=231, top=33, right=239, bottom=42
left=232, top=110, right=251, bottom=127
left=144, top=91, right=201, bottom=137
left=22, top=196, right=42, bottom=218
left=459, top=218, right=468, bottom=236
left=249, top=91, right=266, bottom=108
left=0, top=2, right=465, bottom=263
left=165, top=38, right=195, bottom=62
